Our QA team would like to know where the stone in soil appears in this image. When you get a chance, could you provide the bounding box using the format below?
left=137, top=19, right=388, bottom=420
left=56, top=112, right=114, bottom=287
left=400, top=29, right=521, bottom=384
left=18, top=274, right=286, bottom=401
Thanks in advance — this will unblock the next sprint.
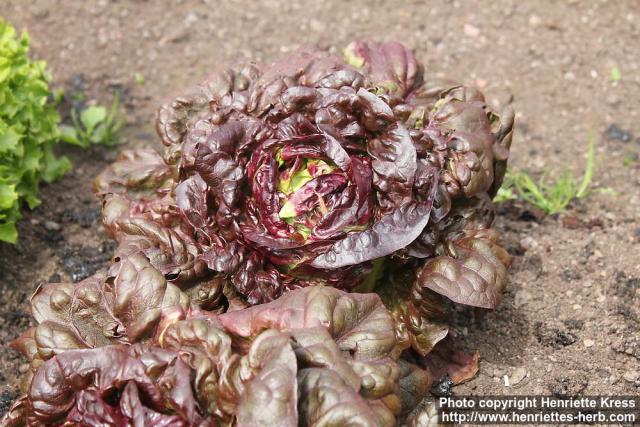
left=623, top=371, right=639, bottom=383
left=510, top=367, right=528, bottom=386
left=43, top=220, right=61, bottom=231
left=603, top=124, right=633, bottom=142
left=431, top=376, right=454, bottom=397
left=533, top=321, right=578, bottom=348
left=514, top=289, right=532, bottom=308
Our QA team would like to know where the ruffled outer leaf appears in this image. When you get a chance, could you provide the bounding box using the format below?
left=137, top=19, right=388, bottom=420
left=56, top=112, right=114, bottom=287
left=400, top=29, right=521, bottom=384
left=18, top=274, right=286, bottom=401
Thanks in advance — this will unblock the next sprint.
left=94, top=149, right=175, bottom=198
left=216, top=286, right=409, bottom=424
left=25, top=252, right=192, bottom=362
left=413, top=229, right=512, bottom=309
left=25, top=344, right=206, bottom=425
left=233, top=330, right=298, bottom=427
left=344, top=41, right=423, bottom=97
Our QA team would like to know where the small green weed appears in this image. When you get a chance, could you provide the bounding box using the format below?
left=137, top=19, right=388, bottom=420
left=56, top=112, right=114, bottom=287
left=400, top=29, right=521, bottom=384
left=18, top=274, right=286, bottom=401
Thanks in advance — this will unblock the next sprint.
left=60, top=95, right=122, bottom=148
left=610, top=66, right=621, bottom=84
left=495, top=136, right=597, bottom=215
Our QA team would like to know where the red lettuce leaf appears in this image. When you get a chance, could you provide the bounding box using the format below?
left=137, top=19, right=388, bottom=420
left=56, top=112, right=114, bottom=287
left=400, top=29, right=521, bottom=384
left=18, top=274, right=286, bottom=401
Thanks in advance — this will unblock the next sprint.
left=413, top=229, right=512, bottom=309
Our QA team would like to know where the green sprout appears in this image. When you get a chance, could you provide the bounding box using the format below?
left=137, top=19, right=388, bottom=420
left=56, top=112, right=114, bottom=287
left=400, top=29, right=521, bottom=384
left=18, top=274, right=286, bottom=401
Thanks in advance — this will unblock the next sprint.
left=134, top=72, right=145, bottom=85
left=622, top=153, right=638, bottom=167
left=610, top=67, right=621, bottom=83
left=496, top=136, right=597, bottom=215
left=60, top=95, right=122, bottom=148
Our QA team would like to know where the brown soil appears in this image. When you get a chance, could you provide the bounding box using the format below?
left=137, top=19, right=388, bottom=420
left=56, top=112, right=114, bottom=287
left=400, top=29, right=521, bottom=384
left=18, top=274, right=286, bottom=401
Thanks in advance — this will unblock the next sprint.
left=1, top=0, right=639, bottom=414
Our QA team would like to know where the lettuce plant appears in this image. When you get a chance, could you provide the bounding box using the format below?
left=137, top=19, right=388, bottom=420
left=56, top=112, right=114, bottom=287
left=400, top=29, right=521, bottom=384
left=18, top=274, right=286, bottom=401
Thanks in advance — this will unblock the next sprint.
left=97, top=41, right=514, bottom=308
left=59, top=95, right=122, bottom=148
left=0, top=19, right=71, bottom=243
left=4, top=41, right=514, bottom=426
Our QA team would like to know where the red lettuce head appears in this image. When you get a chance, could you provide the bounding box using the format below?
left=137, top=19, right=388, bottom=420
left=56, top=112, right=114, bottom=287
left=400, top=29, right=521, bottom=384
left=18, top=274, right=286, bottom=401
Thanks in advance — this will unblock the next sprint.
left=3, top=41, right=515, bottom=427
left=96, top=41, right=513, bottom=309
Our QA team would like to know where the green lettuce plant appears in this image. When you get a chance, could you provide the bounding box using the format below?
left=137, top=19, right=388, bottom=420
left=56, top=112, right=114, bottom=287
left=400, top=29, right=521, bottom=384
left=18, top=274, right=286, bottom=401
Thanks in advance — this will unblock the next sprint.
left=0, top=18, right=71, bottom=243
left=59, top=95, right=122, bottom=148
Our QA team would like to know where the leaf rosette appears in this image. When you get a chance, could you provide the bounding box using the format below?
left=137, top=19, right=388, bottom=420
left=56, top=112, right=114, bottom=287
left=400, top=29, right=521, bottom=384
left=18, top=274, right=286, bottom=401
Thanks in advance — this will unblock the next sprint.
left=95, top=41, right=513, bottom=308
left=4, top=41, right=515, bottom=427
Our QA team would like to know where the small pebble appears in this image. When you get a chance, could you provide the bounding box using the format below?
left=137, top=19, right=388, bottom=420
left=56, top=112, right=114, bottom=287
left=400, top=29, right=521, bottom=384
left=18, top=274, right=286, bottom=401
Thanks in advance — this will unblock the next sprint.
left=623, top=370, right=639, bottom=382
left=604, top=124, right=632, bottom=142
left=584, top=339, right=595, bottom=348
left=529, top=15, right=541, bottom=27
left=510, top=367, right=527, bottom=385
left=183, top=12, right=198, bottom=25
left=520, top=236, right=539, bottom=251
left=464, top=24, right=480, bottom=37
left=44, top=220, right=61, bottom=231
left=514, top=290, right=532, bottom=308
left=606, top=94, right=620, bottom=106
left=309, top=18, right=326, bottom=32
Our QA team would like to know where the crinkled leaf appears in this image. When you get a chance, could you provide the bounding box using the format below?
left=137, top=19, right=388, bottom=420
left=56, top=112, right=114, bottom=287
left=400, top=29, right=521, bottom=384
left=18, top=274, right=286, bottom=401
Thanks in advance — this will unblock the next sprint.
left=297, top=368, right=386, bottom=427
left=218, top=286, right=397, bottom=359
left=104, top=195, right=207, bottom=284
left=28, top=253, right=191, bottom=360
left=175, top=173, right=210, bottom=230
left=218, top=286, right=403, bottom=423
left=428, top=89, right=505, bottom=198
left=311, top=199, right=435, bottom=269
left=419, top=336, right=480, bottom=385
left=344, top=41, right=422, bottom=97
left=368, top=123, right=417, bottom=210
left=392, top=301, right=449, bottom=357
left=94, top=149, right=175, bottom=197
left=234, top=330, right=298, bottom=427
left=24, top=344, right=209, bottom=425
left=414, top=229, right=511, bottom=308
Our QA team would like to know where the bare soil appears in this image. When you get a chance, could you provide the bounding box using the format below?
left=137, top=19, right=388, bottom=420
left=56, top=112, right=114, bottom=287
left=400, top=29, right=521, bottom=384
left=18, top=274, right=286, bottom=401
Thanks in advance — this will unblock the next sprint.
left=1, top=0, right=639, bottom=414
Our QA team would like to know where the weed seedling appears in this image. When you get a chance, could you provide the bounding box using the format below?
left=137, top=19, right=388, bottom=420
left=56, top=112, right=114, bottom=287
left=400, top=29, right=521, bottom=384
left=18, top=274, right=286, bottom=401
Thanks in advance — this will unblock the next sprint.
left=496, top=136, right=597, bottom=215
left=60, top=95, right=122, bottom=148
